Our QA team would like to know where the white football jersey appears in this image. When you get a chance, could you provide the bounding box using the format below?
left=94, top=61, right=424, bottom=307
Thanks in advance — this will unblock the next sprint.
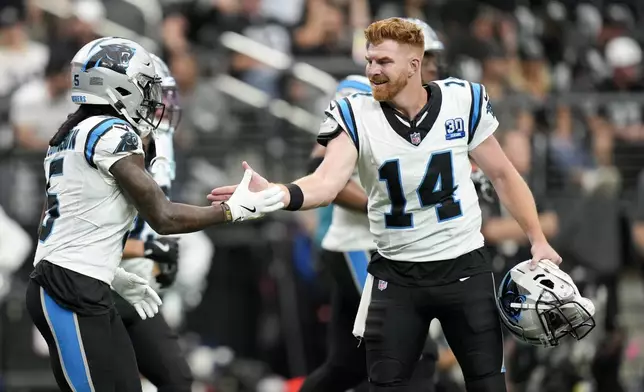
left=319, top=79, right=498, bottom=262
left=321, top=170, right=375, bottom=252
left=34, top=115, right=144, bottom=284
left=321, top=75, right=376, bottom=252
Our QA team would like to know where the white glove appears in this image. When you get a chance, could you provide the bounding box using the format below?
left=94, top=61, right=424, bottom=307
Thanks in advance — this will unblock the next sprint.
left=224, top=169, right=285, bottom=222
left=111, top=267, right=163, bottom=320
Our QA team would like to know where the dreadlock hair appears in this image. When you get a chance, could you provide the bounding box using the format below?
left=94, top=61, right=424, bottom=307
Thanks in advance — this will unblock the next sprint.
left=49, top=104, right=127, bottom=146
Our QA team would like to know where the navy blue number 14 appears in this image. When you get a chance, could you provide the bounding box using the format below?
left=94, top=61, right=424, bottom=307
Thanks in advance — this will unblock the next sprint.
left=39, top=158, right=64, bottom=242
left=378, top=152, right=462, bottom=228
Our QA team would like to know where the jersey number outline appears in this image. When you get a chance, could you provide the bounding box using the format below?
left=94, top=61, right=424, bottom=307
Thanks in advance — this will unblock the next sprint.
left=39, top=158, right=64, bottom=242
left=444, top=78, right=465, bottom=87
left=378, top=151, right=462, bottom=229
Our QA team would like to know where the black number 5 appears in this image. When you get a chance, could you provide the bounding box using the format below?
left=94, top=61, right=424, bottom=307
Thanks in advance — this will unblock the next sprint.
left=39, top=158, right=64, bottom=242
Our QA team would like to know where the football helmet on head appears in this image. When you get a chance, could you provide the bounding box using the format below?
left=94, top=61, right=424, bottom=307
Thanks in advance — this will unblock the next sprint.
left=405, top=18, right=447, bottom=79
left=70, top=37, right=165, bottom=138
left=497, top=260, right=596, bottom=348
left=150, top=54, right=181, bottom=132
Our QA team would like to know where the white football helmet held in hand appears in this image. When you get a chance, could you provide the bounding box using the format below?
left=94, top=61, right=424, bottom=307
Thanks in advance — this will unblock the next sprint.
left=497, top=260, right=596, bottom=347
left=224, top=170, right=285, bottom=222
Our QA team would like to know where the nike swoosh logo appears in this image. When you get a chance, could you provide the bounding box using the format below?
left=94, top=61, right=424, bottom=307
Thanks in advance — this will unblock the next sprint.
left=459, top=276, right=470, bottom=282
left=329, top=101, right=337, bottom=111
left=241, top=205, right=256, bottom=213
left=145, top=241, right=170, bottom=254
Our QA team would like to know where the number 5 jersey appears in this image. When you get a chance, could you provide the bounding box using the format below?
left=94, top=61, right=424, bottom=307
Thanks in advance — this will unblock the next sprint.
left=34, top=115, right=143, bottom=284
left=318, top=79, right=498, bottom=262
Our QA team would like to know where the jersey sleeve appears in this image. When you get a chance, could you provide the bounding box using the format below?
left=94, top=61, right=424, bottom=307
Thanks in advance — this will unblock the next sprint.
left=467, top=83, right=499, bottom=151
left=84, top=120, right=144, bottom=175
left=317, top=97, right=360, bottom=150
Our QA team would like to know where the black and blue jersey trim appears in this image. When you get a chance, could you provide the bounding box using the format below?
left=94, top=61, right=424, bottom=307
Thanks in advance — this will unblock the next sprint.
left=84, top=118, right=131, bottom=168
left=336, top=98, right=359, bottom=150
left=128, top=215, right=146, bottom=240
left=467, top=83, right=484, bottom=145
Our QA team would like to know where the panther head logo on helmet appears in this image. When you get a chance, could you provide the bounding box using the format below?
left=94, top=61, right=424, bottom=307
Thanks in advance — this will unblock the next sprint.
left=82, top=44, right=137, bottom=74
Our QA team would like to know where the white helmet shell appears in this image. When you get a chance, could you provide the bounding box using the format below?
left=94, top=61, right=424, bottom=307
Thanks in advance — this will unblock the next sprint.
left=497, top=260, right=596, bottom=347
left=405, top=18, right=444, bottom=53
left=70, top=37, right=164, bottom=138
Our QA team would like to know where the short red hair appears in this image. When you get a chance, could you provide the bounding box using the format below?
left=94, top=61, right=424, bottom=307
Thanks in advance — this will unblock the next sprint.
left=364, top=18, right=424, bottom=50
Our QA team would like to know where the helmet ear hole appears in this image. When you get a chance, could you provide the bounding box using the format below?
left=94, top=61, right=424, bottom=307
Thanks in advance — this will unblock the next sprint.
left=539, top=279, right=555, bottom=290
left=116, top=87, right=131, bottom=96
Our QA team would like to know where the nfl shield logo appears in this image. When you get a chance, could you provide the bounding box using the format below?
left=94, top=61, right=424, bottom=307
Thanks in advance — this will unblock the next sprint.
left=378, top=280, right=388, bottom=291
left=410, top=132, right=421, bottom=146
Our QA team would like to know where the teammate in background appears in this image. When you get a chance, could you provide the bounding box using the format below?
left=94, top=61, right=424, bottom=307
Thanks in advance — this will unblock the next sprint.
left=25, top=37, right=284, bottom=392
left=300, top=75, right=377, bottom=392
left=209, top=18, right=562, bottom=391
left=406, top=18, right=445, bottom=83
left=114, top=54, right=192, bottom=392
left=301, top=19, right=446, bottom=392
left=0, top=205, right=32, bottom=302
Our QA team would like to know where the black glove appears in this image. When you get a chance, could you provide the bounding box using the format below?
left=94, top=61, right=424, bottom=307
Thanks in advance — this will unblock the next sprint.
left=144, top=237, right=179, bottom=288
left=144, top=237, right=179, bottom=265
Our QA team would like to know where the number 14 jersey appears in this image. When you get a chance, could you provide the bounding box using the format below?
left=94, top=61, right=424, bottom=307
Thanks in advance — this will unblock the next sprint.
left=318, top=79, right=498, bottom=262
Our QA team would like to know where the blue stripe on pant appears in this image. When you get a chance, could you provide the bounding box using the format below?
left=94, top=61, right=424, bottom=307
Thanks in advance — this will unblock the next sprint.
left=41, top=288, right=95, bottom=392
left=344, top=251, right=369, bottom=292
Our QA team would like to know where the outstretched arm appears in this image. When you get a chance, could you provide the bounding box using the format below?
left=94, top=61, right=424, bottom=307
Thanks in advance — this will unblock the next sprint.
left=208, top=133, right=357, bottom=211
left=309, top=143, right=367, bottom=213
left=278, top=132, right=358, bottom=210
left=111, top=154, right=230, bottom=235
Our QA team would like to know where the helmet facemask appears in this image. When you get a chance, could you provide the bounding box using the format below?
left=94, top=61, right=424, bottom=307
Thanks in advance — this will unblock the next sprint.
left=155, top=85, right=181, bottom=133
left=528, top=287, right=596, bottom=346
left=498, top=261, right=596, bottom=347
left=423, top=50, right=447, bottom=80
left=133, top=73, right=165, bottom=137
left=106, top=72, right=165, bottom=138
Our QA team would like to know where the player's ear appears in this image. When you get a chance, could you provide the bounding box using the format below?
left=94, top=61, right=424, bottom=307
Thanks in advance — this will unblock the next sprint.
left=409, top=56, right=421, bottom=78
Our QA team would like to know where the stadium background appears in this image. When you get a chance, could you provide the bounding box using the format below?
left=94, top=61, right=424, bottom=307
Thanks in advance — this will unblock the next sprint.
left=1, top=0, right=644, bottom=391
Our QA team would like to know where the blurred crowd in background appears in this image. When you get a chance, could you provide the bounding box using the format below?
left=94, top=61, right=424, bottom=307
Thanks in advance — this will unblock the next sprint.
left=3, top=0, right=644, bottom=391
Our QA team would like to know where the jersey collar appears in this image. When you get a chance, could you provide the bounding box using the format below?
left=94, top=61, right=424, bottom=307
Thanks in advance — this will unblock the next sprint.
left=379, top=83, right=442, bottom=146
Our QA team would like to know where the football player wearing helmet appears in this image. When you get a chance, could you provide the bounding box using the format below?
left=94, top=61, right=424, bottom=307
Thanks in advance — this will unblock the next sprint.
left=406, top=18, right=446, bottom=81
left=114, top=54, right=192, bottom=391
left=25, top=37, right=284, bottom=391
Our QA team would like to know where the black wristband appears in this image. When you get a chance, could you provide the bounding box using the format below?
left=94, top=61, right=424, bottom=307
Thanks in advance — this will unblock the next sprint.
left=284, top=183, right=304, bottom=211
